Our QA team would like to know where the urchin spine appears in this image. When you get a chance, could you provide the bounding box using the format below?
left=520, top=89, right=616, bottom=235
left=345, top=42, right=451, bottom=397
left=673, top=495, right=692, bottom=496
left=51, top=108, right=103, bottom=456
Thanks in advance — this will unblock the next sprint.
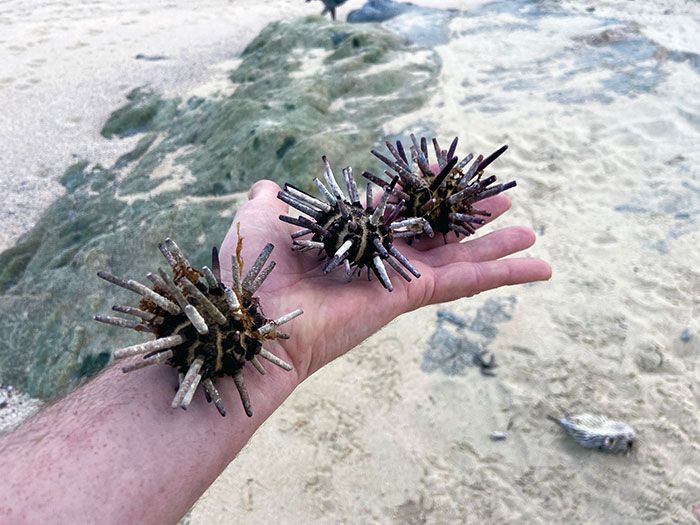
left=95, top=233, right=302, bottom=417
left=368, top=134, right=516, bottom=240
left=278, top=155, right=423, bottom=291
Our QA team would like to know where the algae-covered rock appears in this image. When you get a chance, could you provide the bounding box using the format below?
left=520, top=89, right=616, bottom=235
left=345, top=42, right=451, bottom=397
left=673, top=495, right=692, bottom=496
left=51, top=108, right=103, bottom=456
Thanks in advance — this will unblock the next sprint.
left=0, top=17, right=439, bottom=399
left=101, top=88, right=178, bottom=139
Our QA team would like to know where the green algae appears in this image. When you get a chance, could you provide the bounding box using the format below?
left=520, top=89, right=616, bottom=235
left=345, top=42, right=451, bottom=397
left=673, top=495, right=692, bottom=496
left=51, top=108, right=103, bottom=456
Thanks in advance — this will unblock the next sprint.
left=101, top=88, right=178, bottom=139
left=0, top=16, right=439, bottom=399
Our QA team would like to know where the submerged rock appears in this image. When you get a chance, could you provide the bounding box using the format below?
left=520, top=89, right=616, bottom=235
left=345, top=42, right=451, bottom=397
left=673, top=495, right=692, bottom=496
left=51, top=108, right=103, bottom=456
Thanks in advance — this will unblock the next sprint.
left=422, top=298, right=516, bottom=376
left=0, top=17, right=439, bottom=399
left=347, top=0, right=414, bottom=23
left=348, top=1, right=455, bottom=46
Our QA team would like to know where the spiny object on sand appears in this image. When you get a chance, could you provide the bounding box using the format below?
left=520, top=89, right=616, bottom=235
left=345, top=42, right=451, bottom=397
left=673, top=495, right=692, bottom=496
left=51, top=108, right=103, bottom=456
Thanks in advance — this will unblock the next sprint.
left=305, top=0, right=348, bottom=20
left=548, top=413, right=636, bottom=453
left=366, top=134, right=516, bottom=241
left=277, top=155, right=425, bottom=292
left=94, top=230, right=302, bottom=417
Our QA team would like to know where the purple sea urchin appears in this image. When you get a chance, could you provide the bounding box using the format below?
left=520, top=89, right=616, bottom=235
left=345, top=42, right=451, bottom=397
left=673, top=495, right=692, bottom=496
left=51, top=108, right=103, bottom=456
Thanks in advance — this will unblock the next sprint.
left=278, top=155, right=425, bottom=291
left=367, top=134, right=516, bottom=241
left=94, top=231, right=302, bottom=417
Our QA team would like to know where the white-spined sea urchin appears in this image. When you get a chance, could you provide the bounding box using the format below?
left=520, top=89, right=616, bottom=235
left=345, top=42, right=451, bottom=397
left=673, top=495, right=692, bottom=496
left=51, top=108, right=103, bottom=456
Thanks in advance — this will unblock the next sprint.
left=277, top=155, right=426, bottom=292
left=94, top=230, right=302, bottom=417
left=367, top=134, right=516, bottom=241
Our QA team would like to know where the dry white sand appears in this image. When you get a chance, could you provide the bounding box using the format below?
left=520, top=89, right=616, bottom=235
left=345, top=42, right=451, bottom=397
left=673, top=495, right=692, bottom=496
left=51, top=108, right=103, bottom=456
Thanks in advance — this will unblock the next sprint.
left=1, top=0, right=698, bottom=523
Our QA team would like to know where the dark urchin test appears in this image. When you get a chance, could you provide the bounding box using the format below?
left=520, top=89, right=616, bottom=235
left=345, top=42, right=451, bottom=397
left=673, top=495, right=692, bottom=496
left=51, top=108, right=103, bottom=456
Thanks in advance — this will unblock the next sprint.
left=367, top=134, right=516, bottom=242
left=94, top=233, right=302, bottom=417
left=278, top=155, right=429, bottom=292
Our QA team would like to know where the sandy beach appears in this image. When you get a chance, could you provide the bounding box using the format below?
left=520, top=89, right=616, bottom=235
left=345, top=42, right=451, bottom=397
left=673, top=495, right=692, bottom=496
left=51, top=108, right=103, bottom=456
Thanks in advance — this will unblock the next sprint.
left=1, top=0, right=699, bottom=523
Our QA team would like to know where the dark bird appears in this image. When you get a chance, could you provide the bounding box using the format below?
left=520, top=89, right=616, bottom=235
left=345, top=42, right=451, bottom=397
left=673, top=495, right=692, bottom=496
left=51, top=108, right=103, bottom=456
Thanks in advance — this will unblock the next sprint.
left=306, top=0, right=349, bottom=21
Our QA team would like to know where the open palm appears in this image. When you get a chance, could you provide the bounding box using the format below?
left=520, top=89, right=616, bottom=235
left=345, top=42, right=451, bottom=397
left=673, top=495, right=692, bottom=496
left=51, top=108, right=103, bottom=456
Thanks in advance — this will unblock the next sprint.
left=219, top=180, right=551, bottom=383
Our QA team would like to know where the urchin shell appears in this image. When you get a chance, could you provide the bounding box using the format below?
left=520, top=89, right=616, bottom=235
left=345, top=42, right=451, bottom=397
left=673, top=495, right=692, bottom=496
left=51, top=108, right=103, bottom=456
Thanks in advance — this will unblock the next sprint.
left=366, top=134, right=516, bottom=240
left=549, top=413, right=636, bottom=453
left=94, top=233, right=302, bottom=417
left=277, top=155, right=425, bottom=291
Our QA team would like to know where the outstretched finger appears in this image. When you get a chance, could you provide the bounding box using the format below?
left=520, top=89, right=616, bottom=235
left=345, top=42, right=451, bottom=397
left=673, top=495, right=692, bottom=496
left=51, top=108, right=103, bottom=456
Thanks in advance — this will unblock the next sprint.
left=427, top=258, right=552, bottom=305
left=416, top=226, right=536, bottom=267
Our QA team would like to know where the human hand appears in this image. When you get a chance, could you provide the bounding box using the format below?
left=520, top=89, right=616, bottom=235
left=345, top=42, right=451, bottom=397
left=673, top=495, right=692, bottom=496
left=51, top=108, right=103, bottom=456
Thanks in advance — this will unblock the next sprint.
left=220, top=179, right=551, bottom=384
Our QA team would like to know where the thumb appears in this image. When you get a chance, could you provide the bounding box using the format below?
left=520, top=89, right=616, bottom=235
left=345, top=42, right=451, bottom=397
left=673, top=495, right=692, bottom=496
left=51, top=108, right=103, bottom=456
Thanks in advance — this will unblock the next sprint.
left=242, top=179, right=289, bottom=219
left=219, top=180, right=286, bottom=285
left=248, top=179, right=282, bottom=201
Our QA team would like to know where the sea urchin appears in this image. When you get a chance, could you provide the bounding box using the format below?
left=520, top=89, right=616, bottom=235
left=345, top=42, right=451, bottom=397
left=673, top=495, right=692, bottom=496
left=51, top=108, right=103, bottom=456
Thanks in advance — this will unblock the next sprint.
left=278, top=155, right=425, bottom=291
left=366, top=134, right=516, bottom=240
left=94, top=231, right=302, bottom=417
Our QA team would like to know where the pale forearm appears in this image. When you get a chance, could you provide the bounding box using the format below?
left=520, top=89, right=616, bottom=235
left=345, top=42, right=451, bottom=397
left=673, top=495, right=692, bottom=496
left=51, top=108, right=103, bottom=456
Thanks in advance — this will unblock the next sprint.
left=0, top=360, right=297, bottom=524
